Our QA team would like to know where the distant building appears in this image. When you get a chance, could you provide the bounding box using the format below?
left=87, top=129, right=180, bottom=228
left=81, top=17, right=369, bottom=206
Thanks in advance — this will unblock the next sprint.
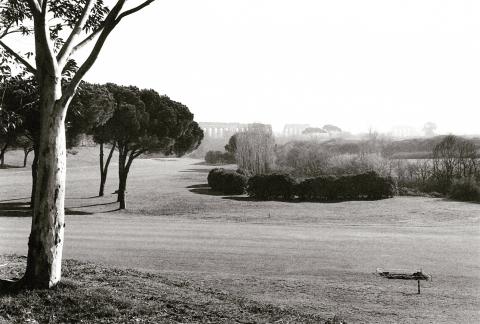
left=283, top=124, right=310, bottom=137
left=198, top=122, right=272, bottom=139
left=389, top=126, right=421, bottom=138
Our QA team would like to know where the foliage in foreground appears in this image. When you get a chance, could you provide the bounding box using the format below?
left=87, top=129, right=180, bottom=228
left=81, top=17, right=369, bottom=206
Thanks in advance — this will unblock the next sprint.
left=0, top=256, right=329, bottom=324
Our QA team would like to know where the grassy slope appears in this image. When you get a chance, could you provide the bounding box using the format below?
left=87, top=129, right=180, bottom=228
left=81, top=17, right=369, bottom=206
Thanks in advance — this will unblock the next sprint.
left=1, top=147, right=479, bottom=323
left=0, top=255, right=325, bottom=324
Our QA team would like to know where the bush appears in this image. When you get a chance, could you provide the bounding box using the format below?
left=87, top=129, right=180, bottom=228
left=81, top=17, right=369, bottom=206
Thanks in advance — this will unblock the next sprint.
left=297, top=171, right=394, bottom=201
left=247, top=173, right=297, bottom=200
left=207, top=168, right=248, bottom=195
left=448, top=177, right=480, bottom=202
left=236, top=168, right=252, bottom=177
left=204, top=150, right=235, bottom=165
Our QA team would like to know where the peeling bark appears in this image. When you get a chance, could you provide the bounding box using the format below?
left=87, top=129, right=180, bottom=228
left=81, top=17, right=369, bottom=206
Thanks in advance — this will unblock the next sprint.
left=24, top=79, right=67, bottom=288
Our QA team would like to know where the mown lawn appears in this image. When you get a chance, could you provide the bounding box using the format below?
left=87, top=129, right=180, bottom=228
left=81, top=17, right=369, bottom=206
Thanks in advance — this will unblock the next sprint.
left=1, top=147, right=479, bottom=323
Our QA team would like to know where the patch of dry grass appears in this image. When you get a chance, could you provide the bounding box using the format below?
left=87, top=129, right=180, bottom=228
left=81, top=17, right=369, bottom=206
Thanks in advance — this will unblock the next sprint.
left=0, top=255, right=331, bottom=324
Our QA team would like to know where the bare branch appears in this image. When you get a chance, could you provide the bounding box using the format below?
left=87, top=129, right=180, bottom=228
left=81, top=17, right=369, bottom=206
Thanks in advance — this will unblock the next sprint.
left=57, top=0, right=95, bottom=68
left=0, top=40, right=36, bottom=74
left=61, top=0, right=127, bottom=102
left=116, top=0, right=155, bottom=23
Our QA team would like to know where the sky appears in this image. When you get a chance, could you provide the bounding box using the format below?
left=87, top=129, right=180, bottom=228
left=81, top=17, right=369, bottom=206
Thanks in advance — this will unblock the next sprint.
left=78, top=1, right=479, bottom=134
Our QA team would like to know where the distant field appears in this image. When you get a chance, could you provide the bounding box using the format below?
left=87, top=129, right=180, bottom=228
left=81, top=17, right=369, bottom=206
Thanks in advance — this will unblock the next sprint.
left=1, top=147, right=479, bottom=323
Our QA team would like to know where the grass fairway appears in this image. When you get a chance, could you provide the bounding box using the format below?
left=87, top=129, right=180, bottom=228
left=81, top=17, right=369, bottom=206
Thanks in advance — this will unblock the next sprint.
left=1, top=148, right=479, bottom=323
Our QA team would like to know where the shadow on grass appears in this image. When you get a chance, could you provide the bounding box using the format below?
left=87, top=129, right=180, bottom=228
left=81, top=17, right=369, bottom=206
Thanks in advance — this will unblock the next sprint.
left=66, top=195, right=102, bottom=200
left=189, top=188, right=225, bottom=196
left=179, top=168, right=211, bottom=173
left=65, top=209, right=93, bottom=216
left=73, top=201, right=118, bottom=208
left=0, top=164, right=25, bottom=169
left=221, top=196, right=256, bottom=202
left=0, top=197, right=30, bottom=203
left=0, top=202, right=31, bottom=217
left=440, top=197, right=480, bottom=204
left=221, top=197, right=357, bottom=203
left=186, top=184, right=209, bottom=189
left=0, top=202, right=93, bottom=217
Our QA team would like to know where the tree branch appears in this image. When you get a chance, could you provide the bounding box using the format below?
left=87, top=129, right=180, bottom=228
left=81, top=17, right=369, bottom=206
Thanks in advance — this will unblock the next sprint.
left=25, top=0, right=42, bottom=14
left=0, top=40, right=36, bottom=74
left=57, top=0, right=95, bottom=68
left=115, top=0, right=156, bottom=23
left=69, top=24, right=104, bottom=56
left=0, top=22, right=14, bottom=39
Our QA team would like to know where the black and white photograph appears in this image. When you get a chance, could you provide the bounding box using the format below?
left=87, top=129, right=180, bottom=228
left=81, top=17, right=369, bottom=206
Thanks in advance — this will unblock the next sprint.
left=0, top=0, right=479, bottom=323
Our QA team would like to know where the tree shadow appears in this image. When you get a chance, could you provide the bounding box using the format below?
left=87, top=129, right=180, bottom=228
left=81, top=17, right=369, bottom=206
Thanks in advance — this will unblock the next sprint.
left=0, top=197, right=30, bottom=203
left=0, top=164, right=25, bottom=169
left=0, top=202, right=93, bottom=217
left=221, top=196, right=258, bottom=202
left=0, top=202, right=31, bottom=217
left=65, top=209, right=93, bottom=216
left=189, top=188, right=226, bottom=196
left=440, top=197, right=480, bottom=204
left=179, top=168, right=211, bottom=173
left=186, top=184, right=209, bottom=189
left=66, top=195, right=102, bottom=200
left=72, top=201, right=118, bottom=208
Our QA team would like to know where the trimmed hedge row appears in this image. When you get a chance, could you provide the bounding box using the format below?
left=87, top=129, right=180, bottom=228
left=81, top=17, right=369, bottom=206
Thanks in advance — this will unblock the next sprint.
left=207, top=168, right=248, bottom=194
left=247, top=171, right=394, bottom=201
left=207, top=169, right=394, bottom=200
left=297, top=172, right=394, bottom=201
left=247, top=173, right=297, bottom=200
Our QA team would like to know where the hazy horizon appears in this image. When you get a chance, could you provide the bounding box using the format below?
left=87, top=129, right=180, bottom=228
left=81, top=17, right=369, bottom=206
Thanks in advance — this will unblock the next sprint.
left=77, top=0, right=478, bottom=135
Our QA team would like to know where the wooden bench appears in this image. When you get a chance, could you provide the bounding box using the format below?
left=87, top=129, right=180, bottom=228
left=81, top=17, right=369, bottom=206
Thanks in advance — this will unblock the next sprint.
left=376, top=268, right=431, bottom=294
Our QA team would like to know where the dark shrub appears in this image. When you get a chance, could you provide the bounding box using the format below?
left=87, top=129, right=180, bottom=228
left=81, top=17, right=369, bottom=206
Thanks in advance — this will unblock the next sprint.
left=207, top=168, right=248, bottom=194
left=297, top=171, right=394, bottom=201
left=205, top=151, right=235, bottom=165
left=448, top=177, right=480, bottom=202
left=247, top=173, right=297, bottom=200
left=297, top=176, right=336, bottom=201
left=236, top=168, right=252, bottom=177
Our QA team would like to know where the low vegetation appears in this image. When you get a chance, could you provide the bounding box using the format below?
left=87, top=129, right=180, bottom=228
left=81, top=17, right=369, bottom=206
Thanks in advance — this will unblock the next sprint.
left=204, top=150, right=235, bottom=165
left=297, top=172, right=394, bottom=201
left=448, top=177, right=480, bottom=202
left=207, top=168, right=248, bottom=194
left=0, top=255, right=331, bottom=324
left=247, top=173, right=297, bottom=200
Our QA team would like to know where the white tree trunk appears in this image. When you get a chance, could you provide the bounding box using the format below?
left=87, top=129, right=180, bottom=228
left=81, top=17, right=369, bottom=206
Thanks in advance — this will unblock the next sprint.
left=24, top=85, right=67, bottom=289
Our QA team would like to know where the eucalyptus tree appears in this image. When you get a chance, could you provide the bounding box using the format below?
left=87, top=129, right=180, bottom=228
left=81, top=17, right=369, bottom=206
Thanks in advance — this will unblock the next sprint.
left=0, top=0, right=156, bottom=289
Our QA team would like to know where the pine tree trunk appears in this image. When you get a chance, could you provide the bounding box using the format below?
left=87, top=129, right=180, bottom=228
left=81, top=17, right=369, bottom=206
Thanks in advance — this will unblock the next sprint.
left=99, top=143, right=105, bottom=196
left=23, top=148, right=32, bottom=167
left=23, top=89, right=67, bottom=289
left=0, top=143, right=8, bottom=167
left=98, top=142, right=116, bottom=197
